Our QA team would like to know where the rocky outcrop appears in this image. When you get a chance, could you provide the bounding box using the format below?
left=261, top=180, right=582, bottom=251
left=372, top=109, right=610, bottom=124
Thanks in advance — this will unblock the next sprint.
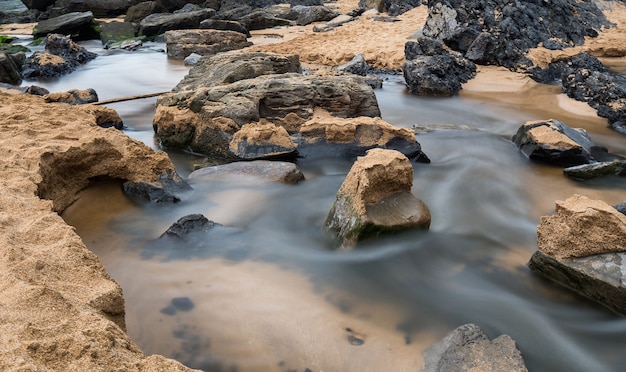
left=324, top=148, right=431, bottom=249
left=139, top=8, right=216, bottom=37
left=33, top=11, right=99, bottom=40
left=163, top=29, right=252, bottom=59
left=22, top=34, right=97, bottom=79
left=403, top=36, right=476, bottom=96
left=189, top=160, right=305, bottom=184
left=45, top=0, right=145, bottom=18
left=419, top=0, right=612, bottom=71
left=423, top=323, right=528, bottom=372
left=529, top=195, right=626, bottom=314
left=511, top=119, right=618, bottom=167
left=0, top=92, right=195, bottom=371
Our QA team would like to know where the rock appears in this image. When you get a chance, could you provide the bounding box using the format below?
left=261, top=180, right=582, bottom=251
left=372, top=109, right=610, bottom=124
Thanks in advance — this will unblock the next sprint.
left=229, top=121, right=298, bottom=160
left=512, top=119, right=607, bottom=167
left=218, top=0, right=322, bottom=13
left=420, top=0, right=612, bottom=71
left=124, top=1, right=168, bottom=23
left=529, top=250, right=626, bottom=315
left=616, top=202, right=626, bottom=216
left=44, top=88, right=98, bottom=105
left=297, top=116, right=430, bottom=162
left=423, top=323, right=528, bottom=372
left=22, top=34, right=97, bottom=79
left=289, top=5, right=339, bottom=26
left=189, top=160, right=305, bottom=184
left=564, top=160, right=626, bottom=180
left=336, top=53, right=369, bottom=76
left=0, top=52, right=24, bottom=85
left=236, top=9, right=295, bottom=31
left=163, top=29, right=252, bottom=59
left=403, top=36, right=476, bottom=96
left=0, top=37, right=30, bottom=54
left=21, top=0, right=55, bottom=12
left=536, top=195, right=626, bottom=260
left=359, top=0, right=421, bottom=16
left=157, top=0, right=209, bottom=12
left=75, top=104, right=125, bottom=129
left=33, top=11, right=98, bottom=40
left=324, top=148, right=430, bottom=249
left=99, top=21, right=137, bottom=46
left=159, top=214, right=222, bottom=241
left=47, top=0, right=145, bottom=18
left=200, top=19, right=251, bottom=37
left=528, top=53, right=608, bottom=85
left=184, top=52, right=202, bottom=65
left=138, top=9, right=216, bottom=37
left=325, top=14, right=354, bottom=28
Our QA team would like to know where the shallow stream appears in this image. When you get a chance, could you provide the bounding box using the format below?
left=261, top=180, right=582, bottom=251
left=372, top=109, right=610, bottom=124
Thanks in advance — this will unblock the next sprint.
left=15, top=38, right=626, bottom=371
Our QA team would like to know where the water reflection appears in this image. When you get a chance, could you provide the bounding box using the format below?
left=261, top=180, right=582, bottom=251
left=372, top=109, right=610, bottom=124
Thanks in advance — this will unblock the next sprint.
left=55, top=50, right=626, bottom=371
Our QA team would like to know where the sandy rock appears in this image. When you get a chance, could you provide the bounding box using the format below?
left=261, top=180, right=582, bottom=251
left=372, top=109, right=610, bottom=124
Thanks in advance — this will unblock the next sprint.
left=229, top=121, right=298, bottom=160
left=324, top=148, right=430, bottom=249
left=0, top=92, right=195, bottom=370
left=138, top=9, right=215, bottom=37
left=44, top=88, right=98, bottom=105
left=423, top=323, right=528, bottom=372
left=22, top=34, right=97, bottom=79
left=164, top=29, right=252, bottom=59
left=537, top=195, right=626, bottom=260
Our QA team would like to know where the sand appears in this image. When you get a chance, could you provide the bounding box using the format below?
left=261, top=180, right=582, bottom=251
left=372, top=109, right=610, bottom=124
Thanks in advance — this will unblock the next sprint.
left=2, top=0, right=626, bottom=370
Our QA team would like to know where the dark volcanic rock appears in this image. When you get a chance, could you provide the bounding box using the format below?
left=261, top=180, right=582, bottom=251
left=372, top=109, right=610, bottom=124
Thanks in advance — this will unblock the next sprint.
left=22, top=34, right=97, bottom=79
left=420, top=0, right=612, bottom=71
left=564, top=160, right=626, bottom=180
left=33, top=11, right=98, bottom=40
left=403, top=36, right=476, bottom=96
left=423, top=323, right=528, bottom=372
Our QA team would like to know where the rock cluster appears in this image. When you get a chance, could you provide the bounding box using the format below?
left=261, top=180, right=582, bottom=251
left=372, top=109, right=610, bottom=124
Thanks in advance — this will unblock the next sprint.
left=22, top=34, right=97, bottom=79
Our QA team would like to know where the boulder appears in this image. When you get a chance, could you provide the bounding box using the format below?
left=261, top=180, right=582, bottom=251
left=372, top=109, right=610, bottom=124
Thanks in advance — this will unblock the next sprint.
left=33, top=11, right=98, bottom=40
left=403, top=36, right=476, bottom=96
left=564, top=160, right=626, bottom=180
left=200, top=19, right=251, bottom=37
left=324, top=148, right=431, bottom=249
left=138, top=9, right=216, bottom=37
left=22, top=34, right=97, bottom=79
left=218, top=0, right=322, bottom=12
left=289, top=5, right=339, bottom=26
left=420, top=0, right=612, bottom=71
left=536, top=195, right=626, bottom=260
left=158, top=0, right=214, bottom=12
left=297, top=116, right=430, bottom=162
left=423, top=323, right=528, bottom=372
left=99, top=21, right=137, bottom=45
left=43, top=88, right=98, bottom=105
left=47, top=0, right=144, bottom=18
left=336, top=53, right=369, bottom=76
left=236, top=9, right=295, bottom=31
left=189, top=160, right=305, bottom=184
left=0, top=52, right=24, bottom=85
left=511, top=119, right=607, bottom=167
left=124, top=1, right=168, bottom=23
left=163, top=29, right=252, bottom=59
left=359, top=0, right=421, bottom=16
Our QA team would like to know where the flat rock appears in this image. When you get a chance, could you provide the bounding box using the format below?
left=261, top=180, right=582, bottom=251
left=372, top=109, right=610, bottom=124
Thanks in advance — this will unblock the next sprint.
left=564, top=160, right=626, bottom=180
left=163, top=29, right=252, bottom=59
left=139, top=9, right=216, bottom=37
left=189, top=160, right=305, bottom=184
left=33, top=11, right=98, bottom=40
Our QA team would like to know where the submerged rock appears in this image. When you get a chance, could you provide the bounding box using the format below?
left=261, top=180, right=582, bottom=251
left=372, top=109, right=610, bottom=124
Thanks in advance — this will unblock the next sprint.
left=564, top=160, right=626, bottom=180
left=324, top=148, right=430, bottom=249
left=423, top=323, right=528, bottom=372
left=189, top=160, right=305, bottom=184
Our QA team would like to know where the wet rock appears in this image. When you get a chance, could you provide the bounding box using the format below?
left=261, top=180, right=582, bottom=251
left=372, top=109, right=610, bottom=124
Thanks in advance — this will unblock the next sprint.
left=22, top=34, right=97, bottom=79
left=420, top=0, right=612, bottom=71
left=44, top=88, right=98, bottom=105
left=124, top=1, right=168, bottom=23
left=229, top=121, right=298, bottom=160
left=33, top=11, right=98, bottom=40
left=615, top=202, right=626, bottom=216
left=423, top=323, right=528, bottom=372
left=138, top=9, right=216, bottom=37
left=536, top=195, right=626, bottom=260
left=160, top=214, right=222, bottom=241
left=512, top=119, right=606, bottom=167
left=297, top=116, right=430, bottom=162
left=336, top=53, right=368, bottom=76
left=403, top=36, right=476, bottom=96
left=289, top=5, right=339, bottom=26
left=189, top=160, right=305, bottom=184
left=529, top=250, right=626, bottom=315
left=0, top=37, right=30, bottom=54
left=324, top=148, right=431, bottom=249
left=163, top=29, right=252, bottom=59
left=99, top=21, right=137, bottom=46
left=564, top=160, right=626, bottom=180
left=122, top=171, right=190, bottom=204
left=200, top=19, right=251, bottom=37
left=0, top=52, right=24, bottom=85
left=46, top=0, right=145, bottom=18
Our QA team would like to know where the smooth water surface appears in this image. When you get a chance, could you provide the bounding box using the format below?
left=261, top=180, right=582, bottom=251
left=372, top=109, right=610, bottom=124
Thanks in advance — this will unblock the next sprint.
left=21, top=44, right=626, bottom=371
